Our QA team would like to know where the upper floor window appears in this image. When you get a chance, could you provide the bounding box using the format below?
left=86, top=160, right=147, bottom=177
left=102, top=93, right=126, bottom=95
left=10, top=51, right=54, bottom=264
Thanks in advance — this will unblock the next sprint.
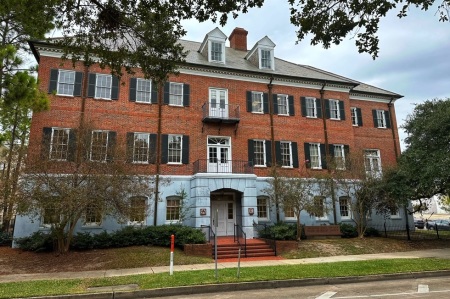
left=162, top=134, right=189, bottom=165
left=129, top=196, right=146, bottom=224
left=49, top=128, right=70, bottom=161
left=260, top=49, right=272, bottom=69
left=90, top=130, right=116, bottom=162
left=257, top=196, right=269, bottom=220
left=309, top=143, right=322, bottom=169
left=329, top=99, right=340, bottom=119
left=326, top=99, right=345, bottom=120
left=301, top=97, right=321, bottom=118
left=87, top=73, right=119, bottom=100
left=169, top=82, right=183, bottom=106
left=277, top=94, right=289, bottom=115
left=49, top=69, right=83, bottom=97
left=364, top=149, right=382, bottom=177
left=166, top=196, right=181, bottom=222
left=253, top=140, right=266, bottom=166
left=351, top=107, right=363, bottom=126
left=373, top=110, right=390, bottom=128
left=168, top=134, right=182, bottom=164
left=136, top=79, right=152, bottom=103
left=333, top=144, right=346, bottom=170
left=133, top=133, right=150, bottom=164
left=280, top=141, right=292, bottom=167
left=210, top=41, right=224, bottom=62
left=252, top=92, right=263, bottom=113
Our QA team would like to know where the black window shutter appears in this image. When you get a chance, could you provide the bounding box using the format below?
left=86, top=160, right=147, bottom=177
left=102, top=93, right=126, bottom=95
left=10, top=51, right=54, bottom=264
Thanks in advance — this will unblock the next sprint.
left=247, top=139, right=254, bottom=165
left=372, top=110, right=378, bottom=127
left=292, top=142, right=299, bottom=168
left=161, top=134, right=168, bottom=164
left=87, top=73, right=96, bottom=98
left=385, top=110, right=391, bottom=128
left=325, top=99, right=331, bottom=119
left=288, top=95, right=295, bottom=116
left=42, top=127, right=52, bottom=159
left=344, top=145, right=351, bottom=170
left=183, top=84, right=190, bottom=106
left=84, top=130, right=92, bottom=161
left=357, top=108, right=363, bottom=126
left=304, top=143, right=311, bottom=168
left=67, top=129, right=77, bottom=162
left=246, top=91, right=252, bottom=112
left=272, top=94, right=278, bottom=115
left=149, top=134, right=157, bottom=164
left=339, top=101, right=345, bottom=120
left=275, top=141, right=281, bottom=166
left=300, top=97, right=307, bottom=117
left=74, top=72, right=83, bottom=96
left=106, top=131, right=117, bottom=161
left=320, top=143, right=327, bottom=169
left=163, top=82, right=170, bottom=105
left=316, top=99, right=322, bottom=118
left=265, top=140, right=272, bottom=167
left=48, top=69, right=58, bottom=94
left=126, top=132, right=134, bottom=162
left=129, top=78, right=137, bottom=102
left=182, top=135, right=189, bottom=164
left=329, top=144, right=335, bottom=158
left=151, top=81, right=158, bottom=104
left=111, top=76, right=119, bottom=100
left=263, top=93, right=269, bottom=114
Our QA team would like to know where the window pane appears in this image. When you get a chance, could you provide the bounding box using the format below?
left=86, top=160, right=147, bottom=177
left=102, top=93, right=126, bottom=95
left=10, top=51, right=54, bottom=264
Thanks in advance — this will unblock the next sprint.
left=136, top=79, right=151, bottom=103
left=257, top=197, right=268, bottom=218
left=280, top=141, right=291, bottom=167
left=169, top=82, right=183, bottom=106
left=252, top=92, right=263, bottom=113
left=166, top=197, right=181, bottom=220
left=339, top=197, right=350, bottom=218
left=306, top=97, right=316, bottom=117
left=130, top=197, right=146, bottom=222
left=50, top=128, right=70, bottom=160
left=58, top=70, right=75, bottom=95
left=351, top=107, right=358, bottom=126
left=85, top=204, right=102, bottom=225
left=278, top=95, right=288, bottom=115
left=261, top=50, right=271, bottom=68
left=211, top=42, right=222, bottom=61
left=334, top=145, right=345, bottom=170
left=133, top=133, right=149, bottom=163
left=330, top=100, right=339, bottom=119
left=310, top=144, right=320, bottom=168
left=90, top=131, right=109, bottom=161
left=95, top=75, right=112, bottom=99
left=254, top=140, right=265, bottom=166
left=168, top=135, right=182, bottom=163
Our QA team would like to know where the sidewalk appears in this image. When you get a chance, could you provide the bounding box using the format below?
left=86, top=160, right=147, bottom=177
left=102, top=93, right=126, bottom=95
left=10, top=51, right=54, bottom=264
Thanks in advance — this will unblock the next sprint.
left=1, top=248, right=450, bottom=283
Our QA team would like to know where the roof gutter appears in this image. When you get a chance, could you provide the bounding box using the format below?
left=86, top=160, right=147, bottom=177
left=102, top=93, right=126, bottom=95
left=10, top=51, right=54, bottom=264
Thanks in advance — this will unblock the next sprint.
left=388, top=97, right=400, bottom=159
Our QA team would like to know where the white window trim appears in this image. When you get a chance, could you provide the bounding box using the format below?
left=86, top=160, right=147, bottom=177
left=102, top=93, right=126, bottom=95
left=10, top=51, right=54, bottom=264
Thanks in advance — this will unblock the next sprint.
left=351, top=107, right=358, bottom=126
left=339, top=197, right=352, bottom=220
left=165, top=196, right=182, bottom=224
left=208, top=40, right=225, bottom=63
left=128, top=196, right=147, bottom=226
left=49, top=127, right=71, bottom=161
left=253, top=139, right=266, bottom=167
left=390, top=208, right=401, bottom=219
left=168, top=134, right=183, bottom=165
left=306, top=97, right=317, bottom=118
left=259, top=48, right=274, bottom=70
left=94, top=74, right=112, bottom=100
left=365, top=149, right=382, bottom=177
left=90, top=130, right=109, bottom=162
left=329, top=99, right=340, bottom=120
left=257, top=196, right=270, bottom=221
left=310, top=143, right=322, bottom=170
left=83, top=205, right=103, bottom=227
left=280, top=141, right=293, bottom=168
left=314, top=196, right=328, bottom=221
left=56, top=70, right=75, bottom=96
left=132, top=133, right=150, bottom=164
left=284, top=205, right=297, bottom=221
left=334, top=144, right=346, bottom=170
left=136, top=78, right=152, bottom=103
left=376, top=110, right=386, bottom=128
left=277, top=94, right=289, bottom=116
left=169, top=82, right=184, bottom=106
left=251, top=91, right=264, bottom=114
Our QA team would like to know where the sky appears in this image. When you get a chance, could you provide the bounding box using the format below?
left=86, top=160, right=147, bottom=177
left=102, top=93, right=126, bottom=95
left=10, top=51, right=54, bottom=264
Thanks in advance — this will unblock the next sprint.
left=181, top=0, right=450, bottom=151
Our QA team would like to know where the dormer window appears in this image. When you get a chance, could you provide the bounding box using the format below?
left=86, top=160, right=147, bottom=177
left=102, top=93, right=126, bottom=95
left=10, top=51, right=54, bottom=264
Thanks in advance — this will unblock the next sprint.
left=260, top=49, right=272, bottom=69
left=199, top=28, right=227, bottom=64
left=210, top=41, right=224, bottom=62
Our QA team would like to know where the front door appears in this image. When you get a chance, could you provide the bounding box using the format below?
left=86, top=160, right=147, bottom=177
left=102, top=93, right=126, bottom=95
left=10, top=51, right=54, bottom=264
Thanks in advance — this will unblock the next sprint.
left=211, top=199, right=234, bottom=236
left=208, top=137, right=231, bottom=173
left=209, top=88, right=228, bottom=118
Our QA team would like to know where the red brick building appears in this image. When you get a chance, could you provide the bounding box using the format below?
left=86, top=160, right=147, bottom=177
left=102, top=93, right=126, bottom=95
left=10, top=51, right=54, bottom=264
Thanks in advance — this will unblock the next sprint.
left=14, top=27, right=405, bottom=240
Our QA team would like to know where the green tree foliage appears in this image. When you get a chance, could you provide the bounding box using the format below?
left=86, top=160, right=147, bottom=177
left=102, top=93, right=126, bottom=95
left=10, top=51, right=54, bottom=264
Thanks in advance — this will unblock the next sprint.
left=289, top=0, right=450, bottom=58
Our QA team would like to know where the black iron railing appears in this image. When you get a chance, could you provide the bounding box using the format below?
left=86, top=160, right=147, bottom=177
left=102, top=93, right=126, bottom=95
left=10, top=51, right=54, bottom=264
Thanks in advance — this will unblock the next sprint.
left=234, top=224, right=247, bottom=257
left=202, top=102, right=240, bottom=122
left=193, top=159, right=254, bottom=174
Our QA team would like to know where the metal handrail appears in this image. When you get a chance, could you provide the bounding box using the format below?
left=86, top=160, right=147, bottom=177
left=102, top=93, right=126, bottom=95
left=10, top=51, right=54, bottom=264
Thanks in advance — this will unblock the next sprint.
left=234, top=224, right=247, bottom=257
left=193, top=159, right=254, bottom=174
left=202, top=102, right=240, bottom=120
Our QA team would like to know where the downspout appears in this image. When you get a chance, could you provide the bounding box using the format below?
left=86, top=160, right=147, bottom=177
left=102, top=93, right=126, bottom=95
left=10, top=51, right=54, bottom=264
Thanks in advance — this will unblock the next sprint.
left=387, top=98, right=399, bottom=160
left=267, top=76, right=280, bottom=222
left=154, top=82, right=164, bottom=226
left=320, top=82, right=337, bottom=225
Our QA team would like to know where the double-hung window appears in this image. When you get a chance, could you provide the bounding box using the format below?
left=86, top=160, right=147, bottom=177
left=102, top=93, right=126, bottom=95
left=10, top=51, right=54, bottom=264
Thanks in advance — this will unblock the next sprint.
left=49, top=128, right=70, bottom=161
left=313, top=196, right=327, bottom=220
left=351, top=107, right=358, bottom=126
left=252, top=92, right=263, bottom=113
left=129, top=196, right=146, bottom=224
left=260, top=49, right=271, bottom=69
left=364, top=149, right=382, bottom=177
left=133, top=133, right=150, bottom=163
left=333, top=144, right=346, bottom=170
left=169, top=82, right=183, bottom=106
left=90, top=130, right=109, bottom=162
left=277, top=94, right=289, bottom=115
left=284, top=205, right=296, bottom=219
left=339, top=196, right=351, bottom=220
left=374, top=110, right=387, bottom=128
left=257, top=196, right=269, bottom=220
left=57, top=70, right=75, bottom=96
left=42, top=204, right=59, bottom=228
left=309, top=143, right=321, bottom=169
left=306, top=97, right=317, bottom=118
left=280, top=141, right=292, bottom=167
left=168, top=134, right=182, bottom=164
left=84, top=204, right=102, bottom=226
left=95, top=74, right=112, bottom=99
left=253, top=140, right=266, bottom=166
left=210, top=41, right=223, bottom=62
left=136, top=79, right=152, bottom=103
left=166, top=196, right=181, bottom=222
left=329, top=99, right=340, bottom=119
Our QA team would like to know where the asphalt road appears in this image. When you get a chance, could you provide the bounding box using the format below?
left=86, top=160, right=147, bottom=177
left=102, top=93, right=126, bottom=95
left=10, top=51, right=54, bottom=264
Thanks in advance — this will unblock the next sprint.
left=153, top=276, right=450, bottom=299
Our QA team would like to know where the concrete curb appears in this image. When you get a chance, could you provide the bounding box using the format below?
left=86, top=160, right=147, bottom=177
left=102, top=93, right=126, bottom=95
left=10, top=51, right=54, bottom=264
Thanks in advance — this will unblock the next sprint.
left=25, top=270, right=450, bottom=299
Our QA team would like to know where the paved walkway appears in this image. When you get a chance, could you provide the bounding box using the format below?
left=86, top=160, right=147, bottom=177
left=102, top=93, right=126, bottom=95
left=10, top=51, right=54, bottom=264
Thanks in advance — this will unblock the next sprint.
left=1, top=248, right=450, bottom=284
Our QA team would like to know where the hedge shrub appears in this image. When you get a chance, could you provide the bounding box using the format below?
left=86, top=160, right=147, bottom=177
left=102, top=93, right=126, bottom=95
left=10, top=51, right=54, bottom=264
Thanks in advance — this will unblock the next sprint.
left=258, top=222, right=298, bottom=240
left=340, top=223, right=358, bottom=238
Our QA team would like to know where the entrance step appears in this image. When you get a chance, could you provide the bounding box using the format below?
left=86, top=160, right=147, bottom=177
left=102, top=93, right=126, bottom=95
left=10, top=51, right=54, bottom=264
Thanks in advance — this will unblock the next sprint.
left=212, top=239, right=276, bottom=259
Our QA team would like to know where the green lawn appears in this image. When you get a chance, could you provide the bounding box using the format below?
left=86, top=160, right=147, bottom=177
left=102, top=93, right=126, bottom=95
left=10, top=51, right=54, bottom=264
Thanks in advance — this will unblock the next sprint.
left=1, top=258, right=450, bottom=298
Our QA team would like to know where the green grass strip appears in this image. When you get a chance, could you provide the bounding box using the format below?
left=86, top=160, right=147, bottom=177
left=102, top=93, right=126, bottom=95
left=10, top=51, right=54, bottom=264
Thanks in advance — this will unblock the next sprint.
left=1, top=258, right=449, bottom=298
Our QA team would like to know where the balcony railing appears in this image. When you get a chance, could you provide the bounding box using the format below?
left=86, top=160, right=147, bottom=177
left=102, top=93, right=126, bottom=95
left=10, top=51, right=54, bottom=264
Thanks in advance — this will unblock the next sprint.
left=193, top=159, right=253, bottom=174
left=202, top=102, right=240, bottom=124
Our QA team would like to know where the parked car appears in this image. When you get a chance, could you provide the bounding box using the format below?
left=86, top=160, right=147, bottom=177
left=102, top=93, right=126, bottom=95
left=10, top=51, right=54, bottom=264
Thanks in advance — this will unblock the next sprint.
left=434, top=219, right=450, bottom=231
left=426, top=219, right=437, bottom=229
left=414, top=218, right=424, bottom=229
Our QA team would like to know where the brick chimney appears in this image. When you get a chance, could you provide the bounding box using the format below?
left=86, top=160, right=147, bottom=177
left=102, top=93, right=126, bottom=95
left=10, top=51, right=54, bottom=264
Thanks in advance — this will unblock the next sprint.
left=229, top=27, right=248, bottom=51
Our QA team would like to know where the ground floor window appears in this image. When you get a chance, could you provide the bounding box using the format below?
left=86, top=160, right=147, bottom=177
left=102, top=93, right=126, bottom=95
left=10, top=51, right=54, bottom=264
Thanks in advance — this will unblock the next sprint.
left=166, top=196, right=181, bottom=222
left=257, top=196, right=269, bottom=220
